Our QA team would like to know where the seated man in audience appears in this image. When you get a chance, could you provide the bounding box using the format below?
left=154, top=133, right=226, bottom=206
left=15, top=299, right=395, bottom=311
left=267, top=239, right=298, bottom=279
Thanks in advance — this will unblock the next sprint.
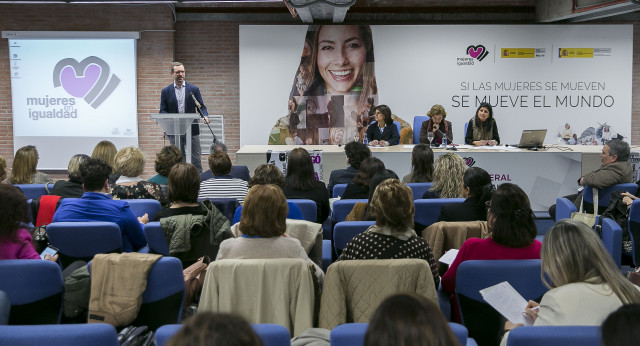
left=327, top=141, right=371, bottom=195
left=199, top=151, right=249, bottom=204
left=549, top=138, right=634, bottom=218
left=52, top=158, right=147, bottom=252
left=200, top=142, right=250, bottom=182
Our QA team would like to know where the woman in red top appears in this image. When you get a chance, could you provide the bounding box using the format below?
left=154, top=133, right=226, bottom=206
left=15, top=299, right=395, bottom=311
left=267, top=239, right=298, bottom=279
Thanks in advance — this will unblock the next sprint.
left=441, top=183, right=541, bottom=293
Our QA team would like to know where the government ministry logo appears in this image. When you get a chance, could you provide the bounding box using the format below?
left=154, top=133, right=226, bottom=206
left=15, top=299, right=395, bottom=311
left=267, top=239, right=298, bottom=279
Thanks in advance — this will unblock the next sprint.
left=53, top=56, right=120, bottom=109
left=467, top=45, right=489, bottom=61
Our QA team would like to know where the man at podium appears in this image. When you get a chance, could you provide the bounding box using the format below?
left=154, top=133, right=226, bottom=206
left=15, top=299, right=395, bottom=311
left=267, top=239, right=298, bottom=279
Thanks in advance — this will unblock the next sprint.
left=160, top=62, right=209, bottom=172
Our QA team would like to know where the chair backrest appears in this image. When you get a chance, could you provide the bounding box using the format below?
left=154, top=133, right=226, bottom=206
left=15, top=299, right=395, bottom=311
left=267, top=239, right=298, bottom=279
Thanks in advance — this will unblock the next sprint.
left=125, top=199, right=162, bottom=220
left=14, top=184, right=48, bottom=200
left=47, top=221, right=122, bottom=268
left=413, top=115, right=429, bottom=144
left=506, top=326, right=601, bottom=346
left=414, top=198, right=465, bottom=229
left=287, top=199, right=317, bottom=223
left=394, top=121, right=401, bottom=136
left=0, top=260, right=64, bottom=324
left=0, top=323, right=119, bottom=346
left=204, top=198, right=240, bottom=223
left=407, top=183, right=433, bottom=200
left=464, top=122, right=469, bottom=137
left=583, top=183, right=638, bottom=209
left=0, top=290, right=9, bottom=325
left=627, top=199, right=640, bottom=266
left=601, top=217, right=622, bottom=268
left=144, top=222, right=170, bottom=256
left=332, top=199, right=368, bottom=223
left=155, top=324, right=182, bottom=346
left=333, top=221, right=375, bottom=256
left=448, top=322, right=470, bottom=346
left=455, top=259, right=547, bottom=346
left=155, top=323, right=292, bottom=346
left=330, top=323, right=368, bottom=346
left=554, top=196, right=578, bottom=222
left=333, top=183, right=348, bottom=198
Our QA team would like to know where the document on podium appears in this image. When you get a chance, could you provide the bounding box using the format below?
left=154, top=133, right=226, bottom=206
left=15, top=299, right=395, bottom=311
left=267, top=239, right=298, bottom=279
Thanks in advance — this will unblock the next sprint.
left=479, top=281, right=534, bottom=325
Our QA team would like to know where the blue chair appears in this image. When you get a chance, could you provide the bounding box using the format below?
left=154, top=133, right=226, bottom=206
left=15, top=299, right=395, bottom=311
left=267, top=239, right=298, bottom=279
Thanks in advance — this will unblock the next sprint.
left=626, top=199, right=640, bottom=266
left=144, top=222, right=170, bottom=256
left=464, top=122, right=469, bottom=137
left=330, top=323, right=368, bottom=346
left=332, top=199, right=368, bottom=224
left=155, top=324, right=181, bottom=346
left=506, top=326, right=601, bottom=346
left=407, top=183, right=433, bottom=200
left=252, top=324, right=291, bottom=346
left=455, top=260, right=547, bottom=346
left=414, top=198, right=465, bottom=229
left=126, top=199, right=162, bottom=220
left=601, top=218, right=622, bottom=268
left=0, top=323, right=119, bottom=346
left=333, top=183, right=348, bottom=198
left=47, top=221, right=122, bottom=269
left=413, top=115, right=429, bottom=144
left=287, top=199, right=317, bottom=223
left=583, top=183, right=637, bottom=212
left=14, top=184, right=49, bottom=200
left=322, top=239, right=332, bottom=272
left=0, top=290, right=9, bottom=325
left=333, top=221, right=375, bottom=256
left=554, top=196, right=577, bottom=222
left=0, top=260, right=64, bottom=324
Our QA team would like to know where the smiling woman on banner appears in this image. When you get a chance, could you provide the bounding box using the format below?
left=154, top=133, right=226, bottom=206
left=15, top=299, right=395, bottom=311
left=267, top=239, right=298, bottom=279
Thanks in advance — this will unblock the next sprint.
left=465, top=102, right=500, bottom=146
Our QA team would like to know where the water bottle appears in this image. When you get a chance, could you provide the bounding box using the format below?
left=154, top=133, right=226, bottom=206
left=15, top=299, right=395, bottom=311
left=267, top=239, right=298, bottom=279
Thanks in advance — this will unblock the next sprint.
left=363, top=137, right=368, bottom=146
left=442, top=137, right=447, bottom=149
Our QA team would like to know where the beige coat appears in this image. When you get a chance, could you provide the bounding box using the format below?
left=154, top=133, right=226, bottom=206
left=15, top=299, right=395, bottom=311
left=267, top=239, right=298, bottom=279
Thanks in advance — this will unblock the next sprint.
left=422, top=221, right=489, bottom=261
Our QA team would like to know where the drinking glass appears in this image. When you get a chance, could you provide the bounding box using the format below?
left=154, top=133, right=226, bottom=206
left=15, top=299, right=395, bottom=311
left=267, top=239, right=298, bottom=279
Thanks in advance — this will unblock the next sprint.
left=427, top=132, right=434, bottom=146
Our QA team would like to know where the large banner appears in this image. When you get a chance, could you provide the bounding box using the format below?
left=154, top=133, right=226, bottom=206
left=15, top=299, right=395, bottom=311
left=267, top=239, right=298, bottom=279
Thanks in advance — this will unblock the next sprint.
left=240, top=25, right=632, bottom=147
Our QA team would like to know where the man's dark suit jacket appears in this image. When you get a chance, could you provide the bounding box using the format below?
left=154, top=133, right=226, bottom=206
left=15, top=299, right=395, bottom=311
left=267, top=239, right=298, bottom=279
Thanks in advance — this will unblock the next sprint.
left=327, top=166, right=358, bottom=196
left=160, top=82, right=208, bottom=135
left=200, top=166, right=251, bottom=182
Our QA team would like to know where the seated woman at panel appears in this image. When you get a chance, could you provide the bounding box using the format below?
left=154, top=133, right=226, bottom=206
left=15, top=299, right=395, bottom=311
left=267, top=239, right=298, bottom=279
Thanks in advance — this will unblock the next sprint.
left=422, top=152, right=466, bottom=199
left=111, top=146, right=167, bottom=206
left=50, top=154, right=90, bottom=198
left=402, top=144, right=434, bottom=183
left=465, top=102, right=500, bottom=146
left=148, top=145, right=183, bottom=187
left=442, top=183, right=541, bottom=294
left=338, top=179, right=440, bottom=286
left=419, top=104, right=453, bottom=146
left=216, top=184, right=324, bottom=282
left=341, top=157, right=385, bottom=200
left=283, top=148, right=330, bottom=224
left=8, top=145, right=53, bottom=185
left=91, top=140, right=119, bottom=185
left=501, top=219, right=640, bottom=345
left=365, top=105, right=400, bottom=146
left=345, top=169, right=398, bottom=221
left=439, top=167, right=494, bottom=222
left=365, top=293, right=459, bottom=346
left=0, top=185, right=57, bottom=261
left=232, top=164, right=304, bottom=224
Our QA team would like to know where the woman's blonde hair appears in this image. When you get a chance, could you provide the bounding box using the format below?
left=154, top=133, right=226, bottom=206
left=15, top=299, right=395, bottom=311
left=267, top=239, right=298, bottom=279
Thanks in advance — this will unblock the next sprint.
left=240, top=184, right=288, bottom=237
left=114, top=146, right=145, bottom=177
left=91, top=140, right=117, bottom=173
left=542, top=219, right=640, bottom=304
left=10, top=145, right=39, bottom=184
left=427, top=104, right=447, bottom=118
left=369, top=179, right=414, bottom=233
left=430, top=153, right=466, bottom=198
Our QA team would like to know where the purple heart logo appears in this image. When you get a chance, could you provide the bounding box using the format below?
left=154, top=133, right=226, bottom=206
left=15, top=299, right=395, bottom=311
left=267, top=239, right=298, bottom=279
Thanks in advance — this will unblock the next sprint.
left=463, top=157, right=475, bottom=167
left=60, top=64, right=101, bottom=98
left=467, top=45, right=484, bottom=59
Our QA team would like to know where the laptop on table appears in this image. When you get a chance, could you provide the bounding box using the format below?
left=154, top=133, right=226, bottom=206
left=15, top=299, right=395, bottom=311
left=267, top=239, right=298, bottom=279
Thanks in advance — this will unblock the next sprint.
left=514, top=129, right=547, bottom=149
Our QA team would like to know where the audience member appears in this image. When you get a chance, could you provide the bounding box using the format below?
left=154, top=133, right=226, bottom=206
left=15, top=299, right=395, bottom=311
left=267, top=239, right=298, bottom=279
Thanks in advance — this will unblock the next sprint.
left=52, top=158, right=147, bottom=252
left=199, top=151, right=249, bottom=204
left=338, top=179, right=439, bottom=286
left=341, top=157, right=385, bottom=199
left=153, top=163, right=207, bottom=221
left=422, top=152, right=466, bottom=199
left=91, top=140, right=119, bottom=184
left=283, top=148, right=330, bottom=223
left=200, top=142, right=251, bottom=182
left=0, top=184, right=57, bottom=261
left=216, top=184, right=324, bottom=282
left=327, top=141, right=371, bottom=194
left=365, top=293, right=459, bottom=346
left=419, top=104, right=453, bottom=146
left=8, top=145, right=53, bottom=184
left=0, top=155, right=6, bottom=183
left=50, top=154, right=90, bottom=198
left=439, top=167, right=494, bottom=222
left=167, top=312, right=263, bottom=346
left=402, top=143, right=434, bottom=183
left=232, top=164, right=303, bottom=224
left=110, top=146, right=167, bottom=206
left=149, top=145, right=182, bottom=186
left=442, top=183, right=540, bottom=294
left=602, top=304, right=640, bottom=346
left=345, top=169, right=398, bottom=221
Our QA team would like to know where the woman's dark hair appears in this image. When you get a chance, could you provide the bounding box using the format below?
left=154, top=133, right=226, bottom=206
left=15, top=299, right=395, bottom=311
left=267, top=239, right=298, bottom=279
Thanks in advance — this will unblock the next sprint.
left=168, top=163, right=200, bottom=204
left=285, top=147, right=317, bottom=191
left=602, top=304, right=640, bottom=346
left=474, top=102, right=494, bottom=132
left=364, top=293, right=459, bottom=346
left=167, top=312, right=263, bottom=346
left=489, top=183, right=537, bottom=247
left=463, top=167, right=494, bottom=219
left=375, top=104, right=393, bottom=126
left=363, top=169, right=399, bottom=221
left=155, top=145, right=183, bottom=177
left=410, top=144, right=434, bottom=182
left=208, top=151, right=232, bottom=176
left=344, top=141, right=371, bottom=169
left=0, top=185, right=30, bottom=239
left=353, top=157, right=385, bottom=188
left=249, top=164, right=285, bottom=189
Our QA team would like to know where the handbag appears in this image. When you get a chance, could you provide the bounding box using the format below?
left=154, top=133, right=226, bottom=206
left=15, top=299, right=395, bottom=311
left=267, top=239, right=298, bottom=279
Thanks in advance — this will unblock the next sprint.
left=183, top=255, right=210, bottom=308
left=571, top=187, right=597, bottom=228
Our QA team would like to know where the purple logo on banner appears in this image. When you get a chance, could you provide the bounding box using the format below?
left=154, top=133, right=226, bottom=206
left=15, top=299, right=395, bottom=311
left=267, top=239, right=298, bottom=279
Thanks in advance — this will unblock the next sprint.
left=467, top=45, right=489, bottom=61
left=53, top=56, right=120, bottom=109
left=463, top=157, right=476, bottom=167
